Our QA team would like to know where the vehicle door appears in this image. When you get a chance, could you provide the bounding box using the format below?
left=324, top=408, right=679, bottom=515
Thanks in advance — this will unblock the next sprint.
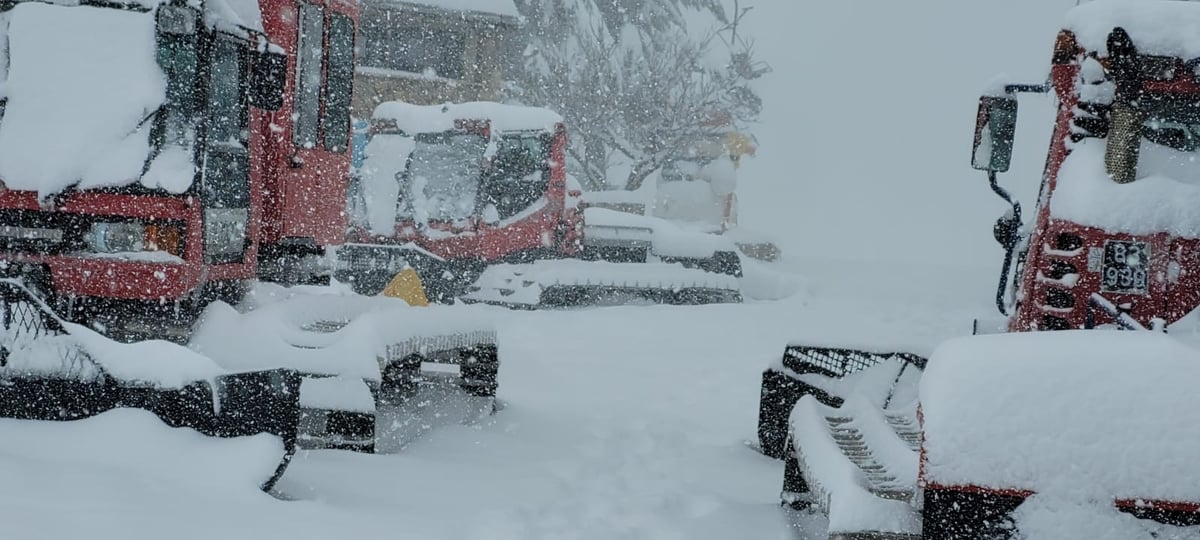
left=201, top=35, right=252, bottom=265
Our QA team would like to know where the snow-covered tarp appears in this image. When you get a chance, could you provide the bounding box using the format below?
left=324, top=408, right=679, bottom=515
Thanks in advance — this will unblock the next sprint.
left=1066, top=0, right=1200, bottom=58
left=374, top=101, right=563, bottom=136
left=921, top=330, right=1200, bottom=504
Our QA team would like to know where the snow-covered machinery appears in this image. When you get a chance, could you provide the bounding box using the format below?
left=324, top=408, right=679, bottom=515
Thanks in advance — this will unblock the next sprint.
left=337, top=101, right=743, bottom=308
left=757, top=2, right=1200, bottom=537
left=584, top=121, right=782, bottom=263
left=0, top=0, right=503, bottom=488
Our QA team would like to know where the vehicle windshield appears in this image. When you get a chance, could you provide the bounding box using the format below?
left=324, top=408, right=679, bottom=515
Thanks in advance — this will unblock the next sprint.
left=406, top=132, right=488, bottom=222
left=0, top=3, right=170, bottom=197
left=354, top=132, right=414, bottom=232
left=478, top=134, right=549, bottom=220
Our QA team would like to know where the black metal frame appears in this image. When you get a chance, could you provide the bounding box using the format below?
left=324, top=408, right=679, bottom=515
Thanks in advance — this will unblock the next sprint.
left=756, top=345, right=926, bottom=460
left=0, top=279, right=302, bottom=493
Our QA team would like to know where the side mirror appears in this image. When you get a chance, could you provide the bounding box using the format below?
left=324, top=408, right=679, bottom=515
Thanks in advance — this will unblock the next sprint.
left=972, top=95, right=1019, bottom=173
left=250, top=51, right=287, bottom=111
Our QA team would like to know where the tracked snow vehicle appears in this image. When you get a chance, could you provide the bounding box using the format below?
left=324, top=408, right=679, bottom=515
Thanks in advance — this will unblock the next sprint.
left=757, top=1, right=1200, bottom=537
left=0, top=0, right=358, bottom=342
left=337, top=101, right=743, bottom=307
left=0, top=0, right=503, bottom=487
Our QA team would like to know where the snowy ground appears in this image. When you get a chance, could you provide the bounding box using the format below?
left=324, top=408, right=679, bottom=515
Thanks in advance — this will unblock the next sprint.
left=0, top=257, right=995, bottom=539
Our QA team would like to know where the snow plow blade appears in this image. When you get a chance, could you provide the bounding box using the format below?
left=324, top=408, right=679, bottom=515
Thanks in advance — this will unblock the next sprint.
left=757, top=345, right=926, bottom=459
left=0, top=280, right=303, bottom=493
left=461, top=260, right=742, bottom=308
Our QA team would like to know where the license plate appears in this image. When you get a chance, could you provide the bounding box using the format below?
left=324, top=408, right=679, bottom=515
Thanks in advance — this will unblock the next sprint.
left=0, top=225, right=62, bottom=242
left=1100, top=240, right=1149, bottom=295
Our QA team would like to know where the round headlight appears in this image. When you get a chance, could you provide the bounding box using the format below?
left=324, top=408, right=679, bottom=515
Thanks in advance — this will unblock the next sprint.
left=86, top=222, right=146, bottom=253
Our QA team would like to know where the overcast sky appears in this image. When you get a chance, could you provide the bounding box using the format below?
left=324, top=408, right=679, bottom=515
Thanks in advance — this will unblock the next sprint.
left=735, top=0, right=1079, bottom=277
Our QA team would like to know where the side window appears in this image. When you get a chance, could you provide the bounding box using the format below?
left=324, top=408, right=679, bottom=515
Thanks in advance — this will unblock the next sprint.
left=293, top=3, right=324, bottom=149
left=204, top=38, right=250, bottom=210
left=208, top=39, right=246, bottom=147
left=323, top=13, right=354, bottom=152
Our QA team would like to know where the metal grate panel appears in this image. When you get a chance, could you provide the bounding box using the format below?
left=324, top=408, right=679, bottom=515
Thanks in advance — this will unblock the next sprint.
left=780, top=345, right=927, bottom=379
left=0, top=279, right=97, bottom=380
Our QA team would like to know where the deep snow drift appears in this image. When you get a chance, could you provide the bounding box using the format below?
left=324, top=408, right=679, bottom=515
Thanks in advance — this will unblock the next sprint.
left=0, top=257, right=992, bottom=539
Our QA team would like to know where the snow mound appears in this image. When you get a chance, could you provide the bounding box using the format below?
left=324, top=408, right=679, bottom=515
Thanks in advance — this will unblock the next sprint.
left=1013, top=494, right=1200, bottom=540
left=0, top=409, right=283, bottom=500
left=67, top=323, right=226, bottom=388
left=191, top=289, right=497, bottom=381
left=921, top=330, right=1200, bottom=503
left=739, top=258, right=804, bottom=301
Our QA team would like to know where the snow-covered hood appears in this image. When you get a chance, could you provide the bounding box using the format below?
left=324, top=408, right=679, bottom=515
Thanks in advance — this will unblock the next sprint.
left=0, top=0, right=267, bottom=199
left=1051, top=138, right=1200, bottom=238
left=0, top=3, right=171, bottom=199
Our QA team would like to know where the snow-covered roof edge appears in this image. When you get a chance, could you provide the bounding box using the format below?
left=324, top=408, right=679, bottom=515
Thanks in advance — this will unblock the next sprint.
left=373, top=100, right=563, bottom=135
left=1065, top=0, right=1200, bottom=58
left=387, top=0, right=520, bottom=23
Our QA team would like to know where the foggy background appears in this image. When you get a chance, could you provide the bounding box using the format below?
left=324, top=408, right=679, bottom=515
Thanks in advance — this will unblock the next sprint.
left=737, top=0, right=1079, bottom=281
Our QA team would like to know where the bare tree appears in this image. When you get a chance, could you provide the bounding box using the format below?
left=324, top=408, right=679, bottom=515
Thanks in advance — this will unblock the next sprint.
left=510, top=0, right=767, bottom=191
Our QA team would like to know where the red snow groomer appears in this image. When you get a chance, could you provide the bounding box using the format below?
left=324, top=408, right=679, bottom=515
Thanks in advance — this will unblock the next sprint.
left=338, top=101, right=743, bottom=308
left=0, top=0, right=355, bottom=341
left=756, top=1, right=1200, bottom=538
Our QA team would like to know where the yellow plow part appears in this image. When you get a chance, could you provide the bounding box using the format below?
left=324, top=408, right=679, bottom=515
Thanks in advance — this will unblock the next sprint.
left=382, top=267, right=430, bottom=307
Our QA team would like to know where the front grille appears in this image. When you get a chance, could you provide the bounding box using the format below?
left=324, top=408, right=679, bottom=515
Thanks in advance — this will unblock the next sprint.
left=0, top=210, right=85, bottom=254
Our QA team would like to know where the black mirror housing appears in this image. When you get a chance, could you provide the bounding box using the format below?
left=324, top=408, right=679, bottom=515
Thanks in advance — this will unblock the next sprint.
left=972, top=95, right=1019, bottom=173
left=250, top=51, right=287, bottom=112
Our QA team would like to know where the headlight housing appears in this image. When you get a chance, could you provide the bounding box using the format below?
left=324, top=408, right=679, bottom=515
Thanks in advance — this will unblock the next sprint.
left=85, top=221, right=183, bottom=257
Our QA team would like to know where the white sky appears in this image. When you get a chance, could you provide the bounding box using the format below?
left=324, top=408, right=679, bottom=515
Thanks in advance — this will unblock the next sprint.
left=735, top=0, right=1079, bottom=270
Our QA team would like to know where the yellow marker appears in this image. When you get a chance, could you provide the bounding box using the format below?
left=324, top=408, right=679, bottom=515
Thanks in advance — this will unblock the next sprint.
left=382, top=267, right=430, bottom=307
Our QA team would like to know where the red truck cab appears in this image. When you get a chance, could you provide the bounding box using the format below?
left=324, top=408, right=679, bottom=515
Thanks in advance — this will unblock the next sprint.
left=340, top=102, right=582, bottom=298
left=0, top=0, right=356, bottom=340
left=974, top=3, right=1200, bottom=334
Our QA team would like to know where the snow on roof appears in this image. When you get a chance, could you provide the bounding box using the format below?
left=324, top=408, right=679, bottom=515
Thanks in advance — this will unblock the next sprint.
left=400, top=0, right=519, bottom=19
left=373, top=101, right=563, bottom=135
left=921, top=330, right=1200, bottom=503
left=0, top=3, right=166, bottom=198
left=1051, top=138, right=1200, bottom=238
left=1066, top=0, right=1200, bottom=58
left=206, top=0, right=267, bottom=35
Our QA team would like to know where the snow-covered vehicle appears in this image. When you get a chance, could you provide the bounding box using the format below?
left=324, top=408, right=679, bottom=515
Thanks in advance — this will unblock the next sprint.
left=337, top=101, right=743, bottom=307
left=758, top=2, right=1200, bottom=537
left=584, top=126, right=782, bottom=263
left=0, top=0, right=502, bottom=487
